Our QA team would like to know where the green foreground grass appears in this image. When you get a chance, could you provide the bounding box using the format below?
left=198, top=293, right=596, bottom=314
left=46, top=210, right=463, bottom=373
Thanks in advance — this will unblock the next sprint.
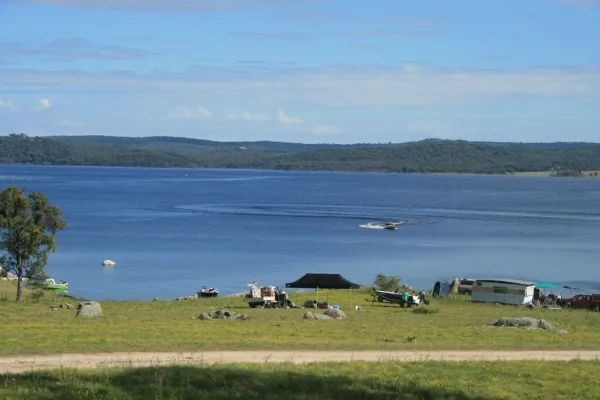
left=2, top=361, right=600, bottom=399
left=2, top=281, right=600, bottom=355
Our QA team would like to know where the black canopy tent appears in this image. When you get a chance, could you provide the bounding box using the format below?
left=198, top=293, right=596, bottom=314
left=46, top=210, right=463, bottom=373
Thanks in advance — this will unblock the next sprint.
left=286, top=273, right=361, bottom=289
left=285, top=273, right=361, bottom=303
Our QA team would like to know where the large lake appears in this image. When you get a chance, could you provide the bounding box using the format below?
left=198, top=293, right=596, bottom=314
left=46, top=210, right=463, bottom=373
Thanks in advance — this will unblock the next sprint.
left=1, top=165, right=599, bottom=300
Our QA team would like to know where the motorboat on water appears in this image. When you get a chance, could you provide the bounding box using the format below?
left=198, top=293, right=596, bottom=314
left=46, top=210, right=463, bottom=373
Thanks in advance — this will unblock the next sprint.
left=28, top=278, right=68, bottom=293
left=197, top=286, right=219, bottom=298
left=384, top=222, right=398, bottom=230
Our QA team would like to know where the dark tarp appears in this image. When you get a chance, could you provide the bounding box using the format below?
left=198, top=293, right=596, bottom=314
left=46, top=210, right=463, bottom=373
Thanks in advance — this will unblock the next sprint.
left=285, top=273, right=361, bottom=289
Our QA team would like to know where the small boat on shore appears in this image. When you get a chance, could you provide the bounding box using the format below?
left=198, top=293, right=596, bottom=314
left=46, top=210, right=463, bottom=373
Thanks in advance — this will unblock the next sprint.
left=28, top=278, right=68, bottom=293
left=197, top=286, right=219, bottom=298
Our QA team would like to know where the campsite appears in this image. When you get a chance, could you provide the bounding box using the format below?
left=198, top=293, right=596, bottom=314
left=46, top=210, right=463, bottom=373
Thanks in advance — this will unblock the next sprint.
left=2, top=272, right=600, bottom=399
left=2, top=273, right=600, bottom=356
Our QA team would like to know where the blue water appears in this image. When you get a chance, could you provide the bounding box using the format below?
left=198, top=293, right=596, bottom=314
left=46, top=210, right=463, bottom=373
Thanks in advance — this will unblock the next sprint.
left=1, top=165, right=599, bottom=300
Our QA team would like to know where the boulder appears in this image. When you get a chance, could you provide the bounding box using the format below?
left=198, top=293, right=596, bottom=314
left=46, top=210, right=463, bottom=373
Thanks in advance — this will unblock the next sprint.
left=303, top=312, right=332, bottom=320
left=487, top=317, right=555, bottom=330
left=60, top=303, right=74, bottom=309
left=75, top=301, right=103, bottom=318
left=196, top=310, right=249, bottom=321
left=324, top=308, right=346, bottom=319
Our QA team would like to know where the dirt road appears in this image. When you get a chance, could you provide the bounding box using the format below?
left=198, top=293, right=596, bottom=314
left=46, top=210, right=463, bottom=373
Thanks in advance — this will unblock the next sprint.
left=1, top=350, right=600, bottom=373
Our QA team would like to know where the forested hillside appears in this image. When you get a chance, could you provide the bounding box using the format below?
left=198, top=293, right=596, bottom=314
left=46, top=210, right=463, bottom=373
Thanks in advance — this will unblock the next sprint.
left=2, top=133, right=600, bottom=174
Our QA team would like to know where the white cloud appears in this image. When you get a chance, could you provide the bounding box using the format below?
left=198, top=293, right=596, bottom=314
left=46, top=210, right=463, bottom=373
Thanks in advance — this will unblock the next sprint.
left=311, top=124, right=340, bottom=134
left=29, top=98, right=51, bottom=112
left=0, top=97, right=17, bottom=111
left=39, top=98, right=51, bottom=110
left=241, top=111, right=269, bottom=121
left=277, top=108, right=303, bottom=125
left=4, top=65, right=599, bottom=109
left=196, top=106, right=213, bottom=118
left=166, top=105, right=212, bottom=120
left=227, top=112, right=239, bottom=119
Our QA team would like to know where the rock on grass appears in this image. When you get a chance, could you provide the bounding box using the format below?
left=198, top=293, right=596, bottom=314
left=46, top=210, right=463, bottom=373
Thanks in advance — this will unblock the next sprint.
left=75, top=301, right=103, bottom=318
left=486, top=317, right=568, bottom=333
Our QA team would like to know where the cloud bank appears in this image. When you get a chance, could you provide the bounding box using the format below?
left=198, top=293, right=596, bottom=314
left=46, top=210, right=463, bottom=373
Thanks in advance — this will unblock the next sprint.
left=2, top=64, right=598, bottom=108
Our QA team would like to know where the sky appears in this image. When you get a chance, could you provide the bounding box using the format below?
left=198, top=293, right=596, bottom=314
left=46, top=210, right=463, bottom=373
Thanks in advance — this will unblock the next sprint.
left=0, top=0, right=599, bottom=144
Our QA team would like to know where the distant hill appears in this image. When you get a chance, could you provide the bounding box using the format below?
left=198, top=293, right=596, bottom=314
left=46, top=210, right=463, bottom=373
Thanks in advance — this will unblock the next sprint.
left=2, top=133, right=600, bottom=174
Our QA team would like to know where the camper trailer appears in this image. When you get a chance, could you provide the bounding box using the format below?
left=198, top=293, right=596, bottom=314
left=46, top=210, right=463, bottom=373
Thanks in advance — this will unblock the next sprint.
left=471, top=278, right=535, bottom=305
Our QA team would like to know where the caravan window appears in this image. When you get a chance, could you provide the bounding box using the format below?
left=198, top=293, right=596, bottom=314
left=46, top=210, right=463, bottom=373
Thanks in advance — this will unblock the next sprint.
left=493, top=286, right=508, bottom=294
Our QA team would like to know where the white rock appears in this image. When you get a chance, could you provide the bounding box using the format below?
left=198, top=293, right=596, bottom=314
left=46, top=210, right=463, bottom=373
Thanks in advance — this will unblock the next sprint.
left=102, top=260, right=116, bottom=267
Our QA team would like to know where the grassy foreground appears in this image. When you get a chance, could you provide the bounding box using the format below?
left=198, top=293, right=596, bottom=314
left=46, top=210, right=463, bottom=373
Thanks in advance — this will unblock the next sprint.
left=2, top=361, right=600, bottom=399
left=1, top=281, right=600, bottom=355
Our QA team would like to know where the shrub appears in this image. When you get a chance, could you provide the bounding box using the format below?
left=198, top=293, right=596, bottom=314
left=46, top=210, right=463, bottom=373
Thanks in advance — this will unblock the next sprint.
left=30, top=289, right=45, bottom=302
left=374, top=273, right=402, bottom=292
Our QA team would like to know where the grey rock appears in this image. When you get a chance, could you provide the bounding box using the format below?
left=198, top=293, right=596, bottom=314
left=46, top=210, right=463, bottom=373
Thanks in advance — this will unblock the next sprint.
left=75, top=301, right=103, bottom=318
left=60, top=303, right=74, bottom=309
left=538, top=319, right=553, bottom=330
left=324, top=308, right=346, bottom=319
left=152, top=297, right=159, bottom=302
left=303, top=312, right=332, bottom=320
left=303, top=312, right=316, bottom=320
left=196, top=310, right=247, bottom=321
left=487, top=317, right=555, bottom=330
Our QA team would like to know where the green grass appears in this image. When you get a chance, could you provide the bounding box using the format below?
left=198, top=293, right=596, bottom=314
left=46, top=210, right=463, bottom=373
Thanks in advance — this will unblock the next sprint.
left=2, top=360, right=600, bottom=399
left=1, top=281, right=600, bottom=355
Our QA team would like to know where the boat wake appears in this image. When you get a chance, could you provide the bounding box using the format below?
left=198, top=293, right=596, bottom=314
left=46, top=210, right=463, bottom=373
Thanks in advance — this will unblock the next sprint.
left=358, top=221, right=406, bottom=230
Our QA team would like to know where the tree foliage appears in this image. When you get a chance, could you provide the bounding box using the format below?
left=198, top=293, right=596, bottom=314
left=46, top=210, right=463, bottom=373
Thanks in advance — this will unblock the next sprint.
left=0, top=187, right=67, bottom=302
left=374, top=273, right=402, bottom=292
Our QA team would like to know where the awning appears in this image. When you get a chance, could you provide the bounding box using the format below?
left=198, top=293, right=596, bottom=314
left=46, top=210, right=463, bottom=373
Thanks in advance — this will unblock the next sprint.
left=534, top=281, right=564, bottom=289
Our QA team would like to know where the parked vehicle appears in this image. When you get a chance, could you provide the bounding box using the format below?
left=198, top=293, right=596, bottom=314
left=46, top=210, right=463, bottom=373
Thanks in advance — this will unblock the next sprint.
left=243, top=282, right=293, bottom=308
left=458, top=278, right=475, bottom=295
left=562, top=294, right=600, bottom=311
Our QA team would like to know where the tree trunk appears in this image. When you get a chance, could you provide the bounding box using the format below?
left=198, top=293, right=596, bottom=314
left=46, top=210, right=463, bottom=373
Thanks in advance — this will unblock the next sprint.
left=16, top=264, right=23, bottom=303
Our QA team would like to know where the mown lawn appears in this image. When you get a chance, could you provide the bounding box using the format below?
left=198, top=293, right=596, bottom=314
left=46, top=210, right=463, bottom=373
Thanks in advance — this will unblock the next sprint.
left=2, top=360, right=599, bottom=399
left=1, top=281, right=599, bottom=355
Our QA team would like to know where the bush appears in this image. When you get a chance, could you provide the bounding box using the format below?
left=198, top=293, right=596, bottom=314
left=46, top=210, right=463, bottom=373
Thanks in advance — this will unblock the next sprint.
left=374, top=274, right=401, bottom=292
left=30, top=289, right=45, bottom=302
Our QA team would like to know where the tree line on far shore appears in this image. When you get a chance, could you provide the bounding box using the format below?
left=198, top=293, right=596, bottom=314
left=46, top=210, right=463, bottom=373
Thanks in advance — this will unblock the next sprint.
left=2, top=133, right=600, bottom=175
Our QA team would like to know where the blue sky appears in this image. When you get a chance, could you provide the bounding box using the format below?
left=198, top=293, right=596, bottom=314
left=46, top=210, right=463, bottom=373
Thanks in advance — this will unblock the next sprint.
left=0, top=0, right=599, bottom=144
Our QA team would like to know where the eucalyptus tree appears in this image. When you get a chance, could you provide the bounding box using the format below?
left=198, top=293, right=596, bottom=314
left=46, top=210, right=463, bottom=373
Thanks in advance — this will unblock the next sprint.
left=0, top=187, right=66, bottom=302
